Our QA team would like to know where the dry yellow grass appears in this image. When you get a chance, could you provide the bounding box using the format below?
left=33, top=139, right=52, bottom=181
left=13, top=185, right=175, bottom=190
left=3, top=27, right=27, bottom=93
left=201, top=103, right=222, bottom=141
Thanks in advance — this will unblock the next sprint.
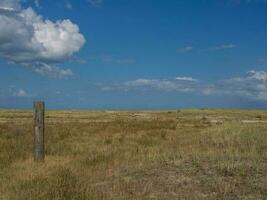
left=0, top=109, right=266, bottom=199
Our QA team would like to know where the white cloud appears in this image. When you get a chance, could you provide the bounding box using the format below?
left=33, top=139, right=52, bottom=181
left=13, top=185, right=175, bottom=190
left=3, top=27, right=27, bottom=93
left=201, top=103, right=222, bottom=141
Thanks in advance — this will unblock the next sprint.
left=123, top=78, right=207, bottom=93
left=0, top=1, right=86, bottom=78
left=213, top=44, right=237, bottom=50
left=34, top=0, right=40, bottom=8
left=27, top=62, right=73, bottom=78
left=175, top=77, right=197, bottom=82
left=0, top=86, right=33, bottom=98
left=101, top=70, right=267, bottom=101
left=0, top=0, right=21, bottom=10
left=65, top=1, right=72, bottom=9
left=176, top=44, right=237, bottom=53
left=247, top=70, right=267, bottom=82
left=177, top=46, right=193, bottom=53
left=218, top=70, right=267, bottom=100
left=88, top=0, right=103, bottom=6
left=13, top=89, right=32, bottom=98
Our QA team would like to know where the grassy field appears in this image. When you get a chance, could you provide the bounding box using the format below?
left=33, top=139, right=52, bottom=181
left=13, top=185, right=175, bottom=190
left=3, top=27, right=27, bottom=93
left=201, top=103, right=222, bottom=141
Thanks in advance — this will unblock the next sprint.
left=0, top=109, right=266, bottom=200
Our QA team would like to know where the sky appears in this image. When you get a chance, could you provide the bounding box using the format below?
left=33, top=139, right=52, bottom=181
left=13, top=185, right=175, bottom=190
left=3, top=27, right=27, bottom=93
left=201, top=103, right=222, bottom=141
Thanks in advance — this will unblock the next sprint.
left=0, top=0, right=267, bottom=110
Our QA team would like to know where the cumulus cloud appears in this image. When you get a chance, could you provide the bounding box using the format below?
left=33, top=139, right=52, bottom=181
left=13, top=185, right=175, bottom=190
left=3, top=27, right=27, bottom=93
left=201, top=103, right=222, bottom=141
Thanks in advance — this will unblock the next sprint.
left=0, top=0, right=86, bottom=78
left=247, top=70, right=267, bottom=82
left=0, top=86, right=33, bottom=98
left=0, top=85, right=33, bottom=98
left=13, top=89, right=32, bottom=98
left=0, top=0, right=21, bottom=10
left=26, top=62, right=74, bottom=78
left=100, top=70, right=267, bottom=101
left=175, top=77, right=197, bottom=82
left=119, top=78, right=211, bottom=94
left=221, top=70, right=267, bottom=100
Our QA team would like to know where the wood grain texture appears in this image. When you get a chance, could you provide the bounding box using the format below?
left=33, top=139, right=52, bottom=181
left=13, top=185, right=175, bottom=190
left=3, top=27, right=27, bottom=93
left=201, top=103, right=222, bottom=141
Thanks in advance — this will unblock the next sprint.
left=33, top=101, right=45, bottom=161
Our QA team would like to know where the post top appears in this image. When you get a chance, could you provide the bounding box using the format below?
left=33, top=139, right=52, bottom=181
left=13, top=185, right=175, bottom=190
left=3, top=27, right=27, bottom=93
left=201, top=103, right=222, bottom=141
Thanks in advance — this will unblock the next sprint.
left=33, top=101, right=45, bottom=109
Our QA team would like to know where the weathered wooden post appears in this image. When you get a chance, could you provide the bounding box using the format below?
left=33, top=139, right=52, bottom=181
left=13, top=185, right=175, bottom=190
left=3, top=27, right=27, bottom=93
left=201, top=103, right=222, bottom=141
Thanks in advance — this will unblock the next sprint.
left=33, top=101, right=45, bottom=161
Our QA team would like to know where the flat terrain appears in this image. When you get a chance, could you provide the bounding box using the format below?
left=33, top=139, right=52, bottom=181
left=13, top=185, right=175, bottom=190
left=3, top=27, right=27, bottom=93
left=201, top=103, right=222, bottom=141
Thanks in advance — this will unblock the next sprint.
left=0, top=109, right=266, bottom=199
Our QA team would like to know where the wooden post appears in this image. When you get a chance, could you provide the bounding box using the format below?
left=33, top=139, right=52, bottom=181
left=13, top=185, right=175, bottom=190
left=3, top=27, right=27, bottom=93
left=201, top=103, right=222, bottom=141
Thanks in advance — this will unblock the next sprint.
left=33, top=101, right=45, bottom=161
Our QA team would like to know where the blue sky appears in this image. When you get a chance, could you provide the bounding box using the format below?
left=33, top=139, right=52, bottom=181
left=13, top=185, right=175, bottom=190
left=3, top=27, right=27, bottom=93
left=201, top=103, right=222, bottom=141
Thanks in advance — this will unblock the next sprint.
left=0, top=0, right=267, bottom=109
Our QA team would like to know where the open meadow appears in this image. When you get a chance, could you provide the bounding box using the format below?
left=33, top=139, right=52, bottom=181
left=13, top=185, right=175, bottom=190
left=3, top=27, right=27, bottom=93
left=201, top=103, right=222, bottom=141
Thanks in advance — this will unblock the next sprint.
left=0, top=109, right=266, bottom=200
